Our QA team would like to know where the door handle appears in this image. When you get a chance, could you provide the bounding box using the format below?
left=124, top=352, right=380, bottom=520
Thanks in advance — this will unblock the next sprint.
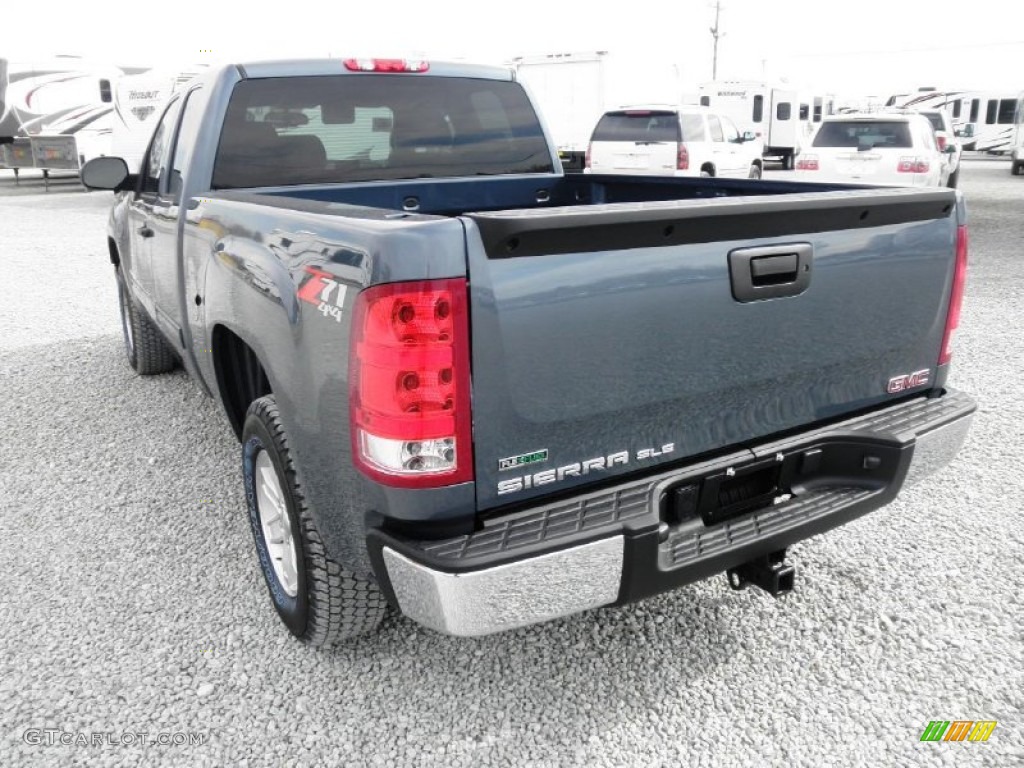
left=750, top=253, right=798, bottom=284
left=729, top=243, right=812, bottom=302
left=138, top=225, right=154, bottom=238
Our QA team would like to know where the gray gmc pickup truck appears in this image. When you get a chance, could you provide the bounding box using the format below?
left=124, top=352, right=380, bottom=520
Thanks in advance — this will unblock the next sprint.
left=82, top=58, right=975, bottom=645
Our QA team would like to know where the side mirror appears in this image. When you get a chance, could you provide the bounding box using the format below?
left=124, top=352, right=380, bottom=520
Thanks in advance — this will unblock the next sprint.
left=945, top=144, right=958, bottom=153
left=741, top=131, right=757, bottom=142
left=81, top=156, right=132, bottom=191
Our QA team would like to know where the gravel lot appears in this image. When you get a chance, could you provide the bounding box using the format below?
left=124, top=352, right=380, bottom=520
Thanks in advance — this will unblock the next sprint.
left=1, top=158, right=1021, bottom=767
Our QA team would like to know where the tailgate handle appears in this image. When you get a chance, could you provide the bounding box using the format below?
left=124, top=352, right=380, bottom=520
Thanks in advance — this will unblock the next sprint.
left=729, top=243, right=812, bottom=302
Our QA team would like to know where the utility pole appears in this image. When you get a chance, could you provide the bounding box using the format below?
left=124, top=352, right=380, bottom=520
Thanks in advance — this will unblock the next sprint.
left=710, top=0, right=724, bottom=80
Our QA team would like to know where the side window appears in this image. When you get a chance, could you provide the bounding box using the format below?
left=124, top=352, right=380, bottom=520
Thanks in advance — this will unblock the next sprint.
left=752, top=95, right=763, bottom=123
left=680, top=114, right=706, bottom=142
left=919, top=122, right=936, bottom=151
left=952, top=100, right=962, bottom=119
left=777, top=102, right=791, bottom=121
left=969, top=99, right=980, bottom=122
left=997, top=98, right=1016, bottom=125
left=169, top=89, right=205, bottom=201
left=699, top=95, right=710, bottom=107
left=985, top=100, right=997, bottom=124
left=720, top=116, right=739, bottom=142
left=708, top=115, right=724, bottom=142
left=799, top=103, right=810, bottom=120
left=141, top=99, right=181, bottom=196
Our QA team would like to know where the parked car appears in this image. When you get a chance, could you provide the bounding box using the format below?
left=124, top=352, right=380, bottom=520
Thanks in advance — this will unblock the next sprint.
left=585, top=105, right=764, bottom=178
left=81, top=59, right=973, bottom=644
left=795, top=113, right=953, bottom=187
left=916, top=109, right=963, bottom=188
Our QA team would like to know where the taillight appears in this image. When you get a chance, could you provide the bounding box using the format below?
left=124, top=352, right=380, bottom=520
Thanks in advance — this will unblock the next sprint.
left=939, top=225, right=968, bottom=365
left=936, top=135, right=948, bottom=151
left=677, top=143, right=689, bottom=170
left=349, top=278, right=473, bottom=487
left=796, top=154, right=818, bottom=170
left=897, top=157, right=929, bottom=173
left=343, top=58, right=429, bottom=73
left=585, top=142, right=592, bottom=169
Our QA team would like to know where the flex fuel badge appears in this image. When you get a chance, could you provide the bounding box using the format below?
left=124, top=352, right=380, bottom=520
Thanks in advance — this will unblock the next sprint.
left=498, top=449, right=549, bottom=472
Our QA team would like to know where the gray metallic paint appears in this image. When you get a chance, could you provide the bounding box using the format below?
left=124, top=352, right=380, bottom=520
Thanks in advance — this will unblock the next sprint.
left=103, top=60, right=967, bottom=582
left=466, top=212, right=959, bottom=510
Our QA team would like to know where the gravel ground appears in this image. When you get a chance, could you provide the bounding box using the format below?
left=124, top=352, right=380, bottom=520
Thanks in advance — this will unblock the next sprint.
left=0, top=158, right=1021, bottom=767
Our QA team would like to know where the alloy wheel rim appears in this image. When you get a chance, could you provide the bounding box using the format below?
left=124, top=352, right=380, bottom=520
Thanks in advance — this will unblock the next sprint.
left=254, top=450, right=299, bottom=597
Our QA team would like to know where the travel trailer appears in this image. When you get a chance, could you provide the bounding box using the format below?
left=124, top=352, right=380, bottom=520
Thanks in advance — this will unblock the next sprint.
left=887, top=89, right=1020, bottom=153
left=111, top=67, right=206, bottom=171
left=697, top=81, right=832, bottom=168
left=0, top=56, right=145, bottom=175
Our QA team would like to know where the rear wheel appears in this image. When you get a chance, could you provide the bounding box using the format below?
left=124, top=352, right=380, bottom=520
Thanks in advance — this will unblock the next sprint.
left=1013, top=161, right=1023, bottom=176
left=947, top=168, right=960, bottom=188
left=748, top=163, right=762, bottom=180
left=242, top=395, right=387, bottom=646
left=115, top=266, right=176, bottom=375
left=700, top=166, right=714, bottom=178
left=783, top=152, right=795, bottom=171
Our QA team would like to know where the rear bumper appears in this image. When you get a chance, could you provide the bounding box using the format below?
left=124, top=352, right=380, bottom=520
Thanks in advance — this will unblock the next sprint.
left=369, top=389, right=975, bottom=636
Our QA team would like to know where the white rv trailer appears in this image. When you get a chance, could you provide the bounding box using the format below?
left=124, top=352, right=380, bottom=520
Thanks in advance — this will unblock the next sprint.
left=512, top=51, right=684, bottom=172
left=0, top=56, right=149, bottom=180
left=1012, top=91, right=1024, bottom=173
left=887, top=89, right=1020, bottom=153
left=696, top=81, right=831, bottom=168
left=111, top=68, right=205, bottom=171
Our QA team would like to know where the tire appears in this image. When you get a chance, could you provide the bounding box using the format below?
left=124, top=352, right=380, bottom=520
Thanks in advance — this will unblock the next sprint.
left=242, top=395, right=387, bottom=646
left=700, top=167, right=714, bottom=178
left=115, top=266, right=176, bottom=375
left=1013, top=162, right=1023, bottom=176
left=783, top=153, right=795, bottom=171
left=748, top=163, right=762, bottom=180
left=947, top=168, right=959, bottom=188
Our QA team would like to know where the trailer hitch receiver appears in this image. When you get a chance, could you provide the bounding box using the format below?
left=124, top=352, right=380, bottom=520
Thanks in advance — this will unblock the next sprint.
left=727, top=550, right=795, bottom=598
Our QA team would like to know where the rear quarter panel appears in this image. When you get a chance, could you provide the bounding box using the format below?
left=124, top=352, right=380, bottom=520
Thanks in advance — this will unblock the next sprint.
left=187, top=196, right=473, bottom=575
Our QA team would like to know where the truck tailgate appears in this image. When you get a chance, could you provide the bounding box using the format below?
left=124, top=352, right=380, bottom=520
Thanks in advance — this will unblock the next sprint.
left=462, top=188, right=959, bottom=510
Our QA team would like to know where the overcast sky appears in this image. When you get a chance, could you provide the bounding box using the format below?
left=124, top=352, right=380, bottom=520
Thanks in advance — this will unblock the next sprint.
left=4, top=0, right=1023, bottom=96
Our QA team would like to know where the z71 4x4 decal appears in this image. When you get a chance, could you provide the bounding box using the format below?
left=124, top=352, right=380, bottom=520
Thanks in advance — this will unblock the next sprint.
left=298, top=267, right=348, bottom=323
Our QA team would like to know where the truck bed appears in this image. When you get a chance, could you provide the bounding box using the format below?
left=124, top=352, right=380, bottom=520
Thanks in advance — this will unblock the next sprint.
left=198, top=175, right=958, bottom=512
left=218, top=172, right=867, bottom=217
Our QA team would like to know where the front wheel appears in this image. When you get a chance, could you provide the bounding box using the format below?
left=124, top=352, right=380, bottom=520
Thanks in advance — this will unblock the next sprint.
left=748, top=163, right=762, bottom=180
left=947, top=168, right=960, bottom=188
left=783, top=153, right=795, bottom=171
left=1013, top=161, right=1023, bottom=176
left=242, top=395, right=387, bottom=646
left=115, top=266, right=176, bottom=375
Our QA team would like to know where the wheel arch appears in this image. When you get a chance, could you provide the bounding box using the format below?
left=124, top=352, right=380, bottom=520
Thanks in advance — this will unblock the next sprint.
left=212, top=324, right=273, bottom=440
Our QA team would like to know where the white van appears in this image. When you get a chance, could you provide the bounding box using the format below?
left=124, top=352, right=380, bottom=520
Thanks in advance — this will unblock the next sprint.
left=585, top=105, right=764, bottom=178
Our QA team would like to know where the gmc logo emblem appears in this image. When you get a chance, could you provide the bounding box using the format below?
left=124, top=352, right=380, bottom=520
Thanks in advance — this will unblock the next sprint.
left=887, top=369, right=930, bottom=394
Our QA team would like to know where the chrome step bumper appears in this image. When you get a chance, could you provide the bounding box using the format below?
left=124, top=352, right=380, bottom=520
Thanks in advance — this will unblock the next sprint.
left=372, top=389, right=976, bottom=636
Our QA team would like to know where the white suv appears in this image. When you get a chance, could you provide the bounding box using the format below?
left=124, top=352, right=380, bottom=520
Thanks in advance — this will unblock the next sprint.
left=585, top=106, right=764, bottom=179
left=795, top=113, right=951, bottom=187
